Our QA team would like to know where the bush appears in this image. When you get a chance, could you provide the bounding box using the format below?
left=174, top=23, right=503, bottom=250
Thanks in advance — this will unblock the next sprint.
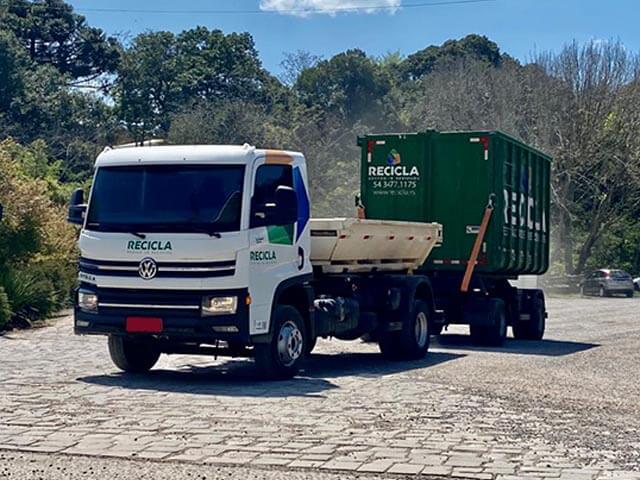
left=0, top=139, right=78, bottom=329
left=0, top=287, right=11, bottom=329
left=0, top=268, right=56, bottom=325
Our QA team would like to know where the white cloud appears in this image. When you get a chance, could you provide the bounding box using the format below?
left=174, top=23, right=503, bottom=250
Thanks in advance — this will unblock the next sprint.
left=259, top=0, right=401, bottom=17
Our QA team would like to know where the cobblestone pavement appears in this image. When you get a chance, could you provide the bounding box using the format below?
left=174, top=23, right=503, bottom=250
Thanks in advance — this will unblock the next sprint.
left=1, top=296, right=640, bottom=479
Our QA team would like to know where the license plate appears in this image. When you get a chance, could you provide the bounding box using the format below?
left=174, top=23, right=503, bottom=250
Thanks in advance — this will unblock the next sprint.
left=126, top=316, right=163, bottom=333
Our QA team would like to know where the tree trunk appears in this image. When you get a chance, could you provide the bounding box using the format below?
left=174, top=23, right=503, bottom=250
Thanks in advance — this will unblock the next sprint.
left=558, top=210, right=575, bottom=274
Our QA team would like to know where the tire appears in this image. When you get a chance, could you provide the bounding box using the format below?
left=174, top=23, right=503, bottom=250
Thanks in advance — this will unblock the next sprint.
left=108, top=336, right=160, bottom=373
left=626, top=290, right=634, bottom=298
left=599, top=286, right=608, bottom=297
left=512, top=294, right=546, bottom=341
left=469, top=299, right=507, bottom=347
left=378, top=300, right=430, bottom=360
left=254, top=305, right=306, bottom=380
left=305, top=335, right=317, bottom=355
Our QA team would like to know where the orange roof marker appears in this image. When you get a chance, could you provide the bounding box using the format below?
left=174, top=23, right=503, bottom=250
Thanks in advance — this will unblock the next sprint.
left=265, top=150, right=294, bottom=165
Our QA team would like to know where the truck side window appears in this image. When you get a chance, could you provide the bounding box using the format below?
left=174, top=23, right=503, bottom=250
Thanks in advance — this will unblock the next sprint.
left=251, top=164, right=293, bottom=228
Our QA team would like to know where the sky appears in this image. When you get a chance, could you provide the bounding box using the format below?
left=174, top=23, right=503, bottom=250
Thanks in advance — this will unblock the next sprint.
left=67, top=0, right=640, bottom=76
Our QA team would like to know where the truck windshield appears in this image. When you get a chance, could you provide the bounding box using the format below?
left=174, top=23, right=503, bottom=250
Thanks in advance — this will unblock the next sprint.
left=86, top=164, right=245, bottom=233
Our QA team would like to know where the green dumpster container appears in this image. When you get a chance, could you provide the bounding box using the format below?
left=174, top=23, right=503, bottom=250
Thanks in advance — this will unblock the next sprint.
left=358, top=130, right=551, bottom=276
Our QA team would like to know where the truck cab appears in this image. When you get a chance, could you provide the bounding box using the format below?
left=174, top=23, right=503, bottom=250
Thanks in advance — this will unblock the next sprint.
left=69, top=144, right=315, bottom=378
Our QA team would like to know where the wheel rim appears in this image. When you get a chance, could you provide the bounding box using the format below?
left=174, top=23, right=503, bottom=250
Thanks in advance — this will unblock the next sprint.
left=600, top=287, right=605, bottom=297
left=414, top=311, right=428, bottom=348
left=277, top=320, right=304, bottom=367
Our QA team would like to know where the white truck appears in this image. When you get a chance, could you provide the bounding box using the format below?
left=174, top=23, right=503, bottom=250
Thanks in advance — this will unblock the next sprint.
left=68, top=145, right=442, bottom=379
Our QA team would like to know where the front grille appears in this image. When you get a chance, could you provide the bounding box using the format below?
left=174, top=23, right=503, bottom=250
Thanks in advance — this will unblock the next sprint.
left=94, top=287, right=205, bottom=316
left=80, top=257, right=236, bottom=279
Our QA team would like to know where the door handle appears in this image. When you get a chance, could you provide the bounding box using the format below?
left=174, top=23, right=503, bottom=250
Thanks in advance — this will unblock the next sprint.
left=298, top=246, right=305, bottom=270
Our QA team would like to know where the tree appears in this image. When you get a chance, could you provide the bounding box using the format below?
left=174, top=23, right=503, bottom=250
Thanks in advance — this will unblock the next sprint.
left=168, top=99, right=290, bottom=148
left=0, top=0, right=121, bottom=84
left=176, top=27, right=268, bottom=102
left=115, top=27, right=274, bottom=142
left=536, top=41, right=640, bottom=274
left=114, top=31, right=180, bottom=142
left=295, top=49, right=390, bottom=122
left=279, top=50, right=321, bottom=85
left=0, top=30, right=27, bottom=113
left=402, top=34, right=502, bottom=80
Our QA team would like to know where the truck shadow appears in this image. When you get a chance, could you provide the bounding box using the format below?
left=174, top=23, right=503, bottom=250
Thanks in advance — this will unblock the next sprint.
left=77, top=351, right=462, bottom=398
left=434, top=334, right=598, bottom=356
left=303, top=351, right=463, bottom=378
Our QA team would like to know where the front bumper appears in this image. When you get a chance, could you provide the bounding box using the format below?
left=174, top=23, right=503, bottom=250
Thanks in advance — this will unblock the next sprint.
left=74, top=286, right=250, bottom=342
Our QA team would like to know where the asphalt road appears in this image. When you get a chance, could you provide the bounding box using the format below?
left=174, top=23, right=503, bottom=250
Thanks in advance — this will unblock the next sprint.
left=1, top=296, right=639, bottom=479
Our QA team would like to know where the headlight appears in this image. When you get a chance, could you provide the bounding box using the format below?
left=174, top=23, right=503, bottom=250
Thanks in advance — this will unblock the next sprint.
left=78, top=289, right=98, bottom=312
left=201, top=296, right=237, bottom=316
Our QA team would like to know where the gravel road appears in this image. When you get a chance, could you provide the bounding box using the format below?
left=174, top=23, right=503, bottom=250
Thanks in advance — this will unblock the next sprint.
left=1, top=295, right=639, bottom=479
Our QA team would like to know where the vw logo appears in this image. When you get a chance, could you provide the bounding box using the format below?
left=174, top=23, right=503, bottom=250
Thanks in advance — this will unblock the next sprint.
left=138, top=257, right=158, bottom=280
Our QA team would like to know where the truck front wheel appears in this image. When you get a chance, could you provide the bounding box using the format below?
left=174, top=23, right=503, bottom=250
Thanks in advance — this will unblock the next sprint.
left=379, top=300, right=430, bottom=360
left=254, top=305, right=306, bottom=380
left=108, top=336, right=160, bottom=373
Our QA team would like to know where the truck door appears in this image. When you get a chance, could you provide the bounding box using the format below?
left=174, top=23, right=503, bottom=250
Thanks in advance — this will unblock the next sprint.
left=248, top=157, right=303, bottom=335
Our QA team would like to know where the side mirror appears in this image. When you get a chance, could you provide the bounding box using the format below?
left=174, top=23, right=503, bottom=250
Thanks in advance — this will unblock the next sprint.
left=264, top=186, right=298, bottom=226
left=67, top=188, right=87, bottom=225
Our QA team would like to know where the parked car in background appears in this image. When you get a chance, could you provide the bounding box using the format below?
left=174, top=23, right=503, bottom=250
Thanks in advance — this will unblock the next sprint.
left=634, top=277, right=640, bottom=292
left=582, top=269, right=634, bottom=297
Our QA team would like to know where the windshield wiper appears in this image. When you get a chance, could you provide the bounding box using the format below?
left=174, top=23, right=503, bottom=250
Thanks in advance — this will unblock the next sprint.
left=88, top=221, right=223, bottom=238
left=131, top=222, right=222, bottom=238
left=87, top=222, right=147, bottom=239
left=186, top=225, right=222, bottom=238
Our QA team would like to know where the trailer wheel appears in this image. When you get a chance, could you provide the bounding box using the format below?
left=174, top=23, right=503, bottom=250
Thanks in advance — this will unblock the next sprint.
left=512, top=294, right=546, bottom=340
left=379, top=300, right=430, bottom=360
left=254, top=305, right=306, bottom=380
left=108, top=336, right=160, bottom=373
left=469, top=299, right=507, bottom=347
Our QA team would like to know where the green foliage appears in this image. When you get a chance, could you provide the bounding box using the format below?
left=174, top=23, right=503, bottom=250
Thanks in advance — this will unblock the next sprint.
left=0, top=140, right=78, bottom=329
left=0, top=1, right=122, bottom=181
left=0, top=267, right=57, bottom=324
left=402, top=34, right=502, bottom=80
left=586, top=219, right=640, bottom=276
left=115, top=27, right=274, bottom=142
left=0, top=0, right=120, bottom=80
left=0, top=287, right=11, bottom=329
left=295, top=49, right=391, bottom=122
left=0, top=30, right=27, bottom=113
left=169, top=100, right=289, bottom=148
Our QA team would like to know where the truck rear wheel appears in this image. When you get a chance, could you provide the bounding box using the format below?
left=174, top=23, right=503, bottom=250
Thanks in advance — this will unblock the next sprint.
left=379, top=300, right=430, bottom=360
left=254, top=305, right=306, bottom=380
left=108, top=336, right=160, bottom=373
left=512, top=294, right=546, bottom=340
left=469, top=299, right=507, bottom=347
left=305, top=335, right=317, bottom=355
